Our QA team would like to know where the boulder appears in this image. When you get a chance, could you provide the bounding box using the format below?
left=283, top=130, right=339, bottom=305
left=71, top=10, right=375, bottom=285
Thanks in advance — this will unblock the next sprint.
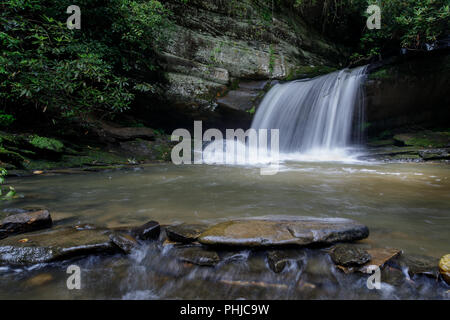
left=0, top=227, right=118, bottom=265
left=0, top=210, right=52, bottom=239
left=439, top=254, right=450, bottom=284
left=198, top=217, right=369, bottom=247
left=165, top=223, right=209, bottom=243
left=329, top=244, right=371, bottom=267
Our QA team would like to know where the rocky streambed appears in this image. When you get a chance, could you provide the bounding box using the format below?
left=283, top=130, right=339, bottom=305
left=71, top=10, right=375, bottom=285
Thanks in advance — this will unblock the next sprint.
left=0, top=208, right=448, bottom=299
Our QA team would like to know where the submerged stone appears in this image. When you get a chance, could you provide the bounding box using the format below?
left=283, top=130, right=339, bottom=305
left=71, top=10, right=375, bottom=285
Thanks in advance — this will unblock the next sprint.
left=336, top=247, right=401, bottom=274
left=0, top=210, right=52, bottom=239
left=166, top=223, right=209, bottom=243
left=390, top=253, right=440, bottom=279
left=198, top=217, right=369, bottom=247
left=175, top=246, right=220, bottom=267
left=439, top=254, right=450, bottom=284
left=267, top=250, right=306, bottom=273
left=330, top=244, right=371, bottom=267
left=0, top=227, right=118, bottom=265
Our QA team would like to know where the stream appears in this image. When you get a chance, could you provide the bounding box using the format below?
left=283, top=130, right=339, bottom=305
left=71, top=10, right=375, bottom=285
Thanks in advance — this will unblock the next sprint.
left=1, top=160, right=449, bottom=299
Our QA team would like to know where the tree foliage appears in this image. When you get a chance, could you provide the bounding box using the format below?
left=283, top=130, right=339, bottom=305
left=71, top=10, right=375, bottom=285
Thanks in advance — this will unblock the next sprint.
left=0, top=0, right=171, bottom=124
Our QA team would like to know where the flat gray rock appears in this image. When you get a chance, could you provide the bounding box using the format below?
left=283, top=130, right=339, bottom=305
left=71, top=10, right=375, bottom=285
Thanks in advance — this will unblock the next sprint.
left=198, top=217, right=369, bottom=247
left=0, top=227, right=118, bottom=265
left=0, top=210, right=52, bottom=239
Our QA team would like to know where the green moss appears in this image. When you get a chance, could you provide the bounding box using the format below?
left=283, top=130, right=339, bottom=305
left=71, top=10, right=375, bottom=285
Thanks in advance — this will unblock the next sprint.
left=27, top=135, right=64, bottom=153
left=268, top=44, right=275, bottom=73
left=393, top=131, right=450, bottom=148
left=0, top=147, right=25, bottom=167
left=369, top=68, right=391, bottom=80
left=286, top=65, right=337, bottom=80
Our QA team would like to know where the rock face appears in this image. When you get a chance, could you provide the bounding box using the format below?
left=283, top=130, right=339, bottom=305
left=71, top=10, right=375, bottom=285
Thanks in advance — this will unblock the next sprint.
left=439, top=254, right=450, bottom=284
left=365, top=53, right=450, bottom=136
left=0, top=227, right=118, bottom=265
left=166, top=223, right=209, bottom=243
left=198, top=217, right=369, bottom=247
left=330, top=244, right=371, bottom=267
left=147, top=0, right=342, bottom=130
left=0, top=210, right=52, bottom=239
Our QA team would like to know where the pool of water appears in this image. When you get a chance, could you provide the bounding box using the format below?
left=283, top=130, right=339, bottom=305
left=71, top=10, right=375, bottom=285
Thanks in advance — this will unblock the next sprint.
left=1, top=160, right=449, bottom=299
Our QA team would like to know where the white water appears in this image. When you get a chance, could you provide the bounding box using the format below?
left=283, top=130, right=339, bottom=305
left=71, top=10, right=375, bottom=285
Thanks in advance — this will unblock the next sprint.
left=203, top=66, right=368, bottom=165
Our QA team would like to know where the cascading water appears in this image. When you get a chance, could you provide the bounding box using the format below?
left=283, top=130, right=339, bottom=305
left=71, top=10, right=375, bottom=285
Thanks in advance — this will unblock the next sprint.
left=251, top=66, right=367, bottom=161
left=203, top=66, right=368, bottom=164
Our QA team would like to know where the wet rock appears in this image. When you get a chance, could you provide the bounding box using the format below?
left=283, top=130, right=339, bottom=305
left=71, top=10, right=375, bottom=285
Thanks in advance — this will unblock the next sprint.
left=330, top=244, right=371, bottom=267
left=419, top=148, right=450, bottom=161
left=110, top=232, right=139, bottom=254
left=439, top=254, right=450, bottom=284
left=390, top=253, right=440, bottom=279
left=198, top=217, right=369, bottom=247
left=165, top=223, right=209, bottom=243
left=0, top=227, right=118, bottom=265
left=130, top=221, right=160, bottom=240
left=217, top=90, right=260, bottom=112
left=336, top=247, right=401, bottom=274
left=267, top=250, right=306, bottom=273
left=0, top=210, right=52, bottom=239
left=175, top=246, right=220, bottom=267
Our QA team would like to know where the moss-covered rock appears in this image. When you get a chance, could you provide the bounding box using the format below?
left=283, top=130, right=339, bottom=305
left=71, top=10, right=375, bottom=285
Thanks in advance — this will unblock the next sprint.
left=393, top=131, right=450, bottom=148
left=26, top=135, right=64, bottom=153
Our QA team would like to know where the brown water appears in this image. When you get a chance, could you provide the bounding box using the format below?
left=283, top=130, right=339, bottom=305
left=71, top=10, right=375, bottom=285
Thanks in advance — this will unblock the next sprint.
left=1, top=161, right=449, bottom=299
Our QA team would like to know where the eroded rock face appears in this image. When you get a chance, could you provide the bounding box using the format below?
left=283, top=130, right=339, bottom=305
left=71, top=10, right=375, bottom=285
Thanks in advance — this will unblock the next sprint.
left=198, top=217, right=369, bottom=247
left=166, top=223, right=209, bottom=243
left=153, top=0, right=341, bottom=129
left=0, top=210, right=52, bottom=239
left=0, top=227, right=118, bottom=265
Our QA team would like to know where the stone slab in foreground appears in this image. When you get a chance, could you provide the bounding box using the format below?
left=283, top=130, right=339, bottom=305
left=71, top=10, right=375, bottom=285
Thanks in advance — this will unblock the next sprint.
left=0, top=227, right=118, bottom=265
left=198, top=217, right=369, bottom=247
left=0, top=210, right=52, bottom=239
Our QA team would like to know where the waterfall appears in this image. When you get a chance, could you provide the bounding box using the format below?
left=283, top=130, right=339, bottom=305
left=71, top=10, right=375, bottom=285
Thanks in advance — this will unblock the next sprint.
left=202, top=66, right=367, bottom=165
left=251, top=66, right=367, bottom=159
